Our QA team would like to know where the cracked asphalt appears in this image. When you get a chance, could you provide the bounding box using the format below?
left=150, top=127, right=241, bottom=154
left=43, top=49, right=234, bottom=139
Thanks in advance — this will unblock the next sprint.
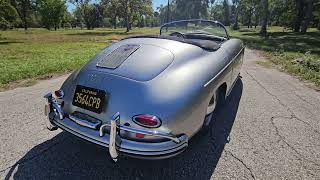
left=0, top=49, right=319, bottom=179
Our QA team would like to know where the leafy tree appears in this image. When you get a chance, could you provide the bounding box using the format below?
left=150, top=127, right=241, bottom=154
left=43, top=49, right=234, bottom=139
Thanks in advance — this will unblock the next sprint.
left=101, top=0, right=121, bottom=29
left=157, top=2, right=175, bottom=25
left=151, top=11, right=160, bottom=27
left=223, top=0, right=230, bottom=25
left=61, top=11, right=73, bottom=28
left=210, top=2, right=224, bottom=22
left=117, top=0, right=152, bottom=32
left=231, top=0, right=240, bottom=30
left=315, top=1, right=320, bottom=30
left=268, top=0, right=294, bottom=27
left=175, top=0, right=209, bottom=20
left=11, top=0, right=35, bottom=30
left=238, top=0, right=260, bottom=28
left=0, top=0, right=19, bottom=30
left=38, top=0, right=66, bottom=30
left=73, top=6, right=84, bottom=28
left=69, top=0, right=98, bottom=29
left=82, top=3, right=103, bottom=29
left=1, top=0, right=317, bottom=32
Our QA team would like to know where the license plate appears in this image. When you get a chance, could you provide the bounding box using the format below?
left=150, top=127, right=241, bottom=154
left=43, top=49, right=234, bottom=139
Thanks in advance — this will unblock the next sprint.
left=72, top=85, right=106, bottom=113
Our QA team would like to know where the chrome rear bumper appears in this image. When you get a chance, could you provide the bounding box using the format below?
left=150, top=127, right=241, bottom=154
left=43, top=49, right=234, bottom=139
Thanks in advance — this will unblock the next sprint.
left=44, top=93, right=188, bottom=161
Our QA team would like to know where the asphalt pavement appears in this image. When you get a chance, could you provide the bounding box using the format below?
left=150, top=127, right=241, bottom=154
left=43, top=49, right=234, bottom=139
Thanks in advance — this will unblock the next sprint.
left=0, top=49, right=319, bottom=180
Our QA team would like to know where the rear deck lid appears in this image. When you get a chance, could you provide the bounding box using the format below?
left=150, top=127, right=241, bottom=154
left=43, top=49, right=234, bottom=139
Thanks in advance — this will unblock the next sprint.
left=88, top=43, right=174, bottom=81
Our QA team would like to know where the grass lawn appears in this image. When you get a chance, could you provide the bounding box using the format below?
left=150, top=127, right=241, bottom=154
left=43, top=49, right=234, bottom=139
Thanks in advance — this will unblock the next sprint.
left=0, top=26, right=319, bottom=90
left=0, top=28, right=158, bottom=90
left=229, top=26, right=320, bottom=86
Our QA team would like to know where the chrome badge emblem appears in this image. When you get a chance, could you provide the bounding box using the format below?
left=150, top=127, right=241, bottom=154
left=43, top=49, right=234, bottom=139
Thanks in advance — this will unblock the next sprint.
left=89, top=74, right=98, bottom=82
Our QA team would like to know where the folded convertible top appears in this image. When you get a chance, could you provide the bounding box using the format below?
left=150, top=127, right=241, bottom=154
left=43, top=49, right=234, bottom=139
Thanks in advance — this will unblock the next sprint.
left=124, top=35, right=221, bottom=51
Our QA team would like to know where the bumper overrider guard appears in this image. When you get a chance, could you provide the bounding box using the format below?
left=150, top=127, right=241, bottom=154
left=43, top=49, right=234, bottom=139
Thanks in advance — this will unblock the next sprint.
left=44, top=92, right=188, bottom=162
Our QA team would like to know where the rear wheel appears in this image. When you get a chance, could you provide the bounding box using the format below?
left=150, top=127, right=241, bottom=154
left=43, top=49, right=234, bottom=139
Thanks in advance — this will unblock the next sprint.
left=201, top=87, right=226, bottom=133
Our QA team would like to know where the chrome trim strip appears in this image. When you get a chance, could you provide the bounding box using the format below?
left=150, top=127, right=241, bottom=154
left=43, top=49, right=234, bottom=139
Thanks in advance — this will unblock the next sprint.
left=69, top=115, right=101, bottom=130
left=204, top=47, right=245, bottom=87
left=99, top=124, right=111, bottom=136
left=119, top=126, right=181, bottom=143
left=99, top=122, right=181, bottom=143
left=54, top=119, right=109, bottom=147
left=52, top=119, right=188, bottom=158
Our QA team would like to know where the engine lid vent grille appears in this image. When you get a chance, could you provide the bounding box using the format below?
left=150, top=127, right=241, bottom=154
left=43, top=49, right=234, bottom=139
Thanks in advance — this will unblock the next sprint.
left=96, top=44, right=140, bottom=69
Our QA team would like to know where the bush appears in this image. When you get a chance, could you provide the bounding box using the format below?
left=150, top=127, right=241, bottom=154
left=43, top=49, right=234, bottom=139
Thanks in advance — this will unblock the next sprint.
left=63, top=23, right=72, bottom=29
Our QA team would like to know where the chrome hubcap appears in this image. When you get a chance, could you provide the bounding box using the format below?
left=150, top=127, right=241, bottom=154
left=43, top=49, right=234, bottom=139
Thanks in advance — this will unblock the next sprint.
left=206, top=93, right=217, bottom=115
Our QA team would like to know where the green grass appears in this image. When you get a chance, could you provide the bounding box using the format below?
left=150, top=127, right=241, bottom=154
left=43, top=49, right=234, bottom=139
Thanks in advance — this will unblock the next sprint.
left=0, top=26, right=319, bottom=90
left=229, top=27, right=320, bottom=86
left=0, top=28, right=158, bottom=90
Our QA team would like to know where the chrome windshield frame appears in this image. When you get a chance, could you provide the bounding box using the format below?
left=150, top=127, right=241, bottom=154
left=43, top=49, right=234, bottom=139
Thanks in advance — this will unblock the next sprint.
left=160, top=19, right=230, bottom=40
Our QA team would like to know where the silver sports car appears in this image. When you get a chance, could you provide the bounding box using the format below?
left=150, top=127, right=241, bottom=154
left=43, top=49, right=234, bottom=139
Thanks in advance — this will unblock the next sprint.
left=44, top=19, right=244, bottom=162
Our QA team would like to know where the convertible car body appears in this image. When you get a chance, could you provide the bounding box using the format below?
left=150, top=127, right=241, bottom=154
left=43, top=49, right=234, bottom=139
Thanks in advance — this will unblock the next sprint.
left=44, top=19, right=244, bottom=162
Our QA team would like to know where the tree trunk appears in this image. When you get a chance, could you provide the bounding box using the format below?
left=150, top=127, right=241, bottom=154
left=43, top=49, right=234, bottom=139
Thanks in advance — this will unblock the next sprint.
left=248, top=10, right=252, bottom=28
left=125, top=0, right=130, bottom=32
left=301, top=0, right=314, bottom=33
left=255, top=13, right=258, bottom=28
left=23, top=7, right=27, bottom=30
left=260, top=0, right=269, bottom=37
left=223, top=0, right=230, bottom=26
left=126, top=14, right=130, bottom=32
left=166, top=0, right=170, bottom=23
left=24, top=19, right=27, bottom=30
left=232, top=7, right=239, bottom=30
left=294, top=0, right=304, bottom=32
left=113, top=15, right=117, bottom=29
left=129, top=20, right=132, bottom=30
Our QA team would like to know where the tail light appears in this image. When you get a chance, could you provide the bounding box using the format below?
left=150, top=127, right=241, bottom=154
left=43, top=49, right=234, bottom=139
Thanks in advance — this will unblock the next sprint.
left=54, top=90, right=64, bottom=99
left=132, top=114, right=161, bottom=128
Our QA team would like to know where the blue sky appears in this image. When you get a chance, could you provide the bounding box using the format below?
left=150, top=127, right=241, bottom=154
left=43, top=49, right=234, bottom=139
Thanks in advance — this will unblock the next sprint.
left=67, top=0, right=167, bottom=12
left=153, top=0, right=167, bottom=9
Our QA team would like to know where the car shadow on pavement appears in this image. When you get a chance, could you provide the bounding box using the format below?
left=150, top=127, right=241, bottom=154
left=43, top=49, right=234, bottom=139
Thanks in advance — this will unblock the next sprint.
left=4, top=79, right=243, bottom=180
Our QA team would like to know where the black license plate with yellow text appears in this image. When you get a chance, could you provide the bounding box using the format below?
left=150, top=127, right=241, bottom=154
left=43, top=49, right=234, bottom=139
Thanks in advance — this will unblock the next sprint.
left=72, top=85, right=106, bottom=113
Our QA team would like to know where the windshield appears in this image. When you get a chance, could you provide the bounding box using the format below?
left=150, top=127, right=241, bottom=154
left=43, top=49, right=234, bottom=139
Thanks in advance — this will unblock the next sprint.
left=160, top=19, right=229, bottom=39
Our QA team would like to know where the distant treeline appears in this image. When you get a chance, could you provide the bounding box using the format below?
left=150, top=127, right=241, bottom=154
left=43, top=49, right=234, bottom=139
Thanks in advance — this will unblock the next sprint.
left=1, top=0, right=320, bottom=34
left=157, top=0, right=320, bottom=34
left=0, top=0, right=156, bottom=32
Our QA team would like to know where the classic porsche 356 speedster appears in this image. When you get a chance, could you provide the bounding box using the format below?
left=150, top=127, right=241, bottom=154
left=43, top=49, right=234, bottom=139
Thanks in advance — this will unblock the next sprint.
left=44, top=19, right=244, bottom=161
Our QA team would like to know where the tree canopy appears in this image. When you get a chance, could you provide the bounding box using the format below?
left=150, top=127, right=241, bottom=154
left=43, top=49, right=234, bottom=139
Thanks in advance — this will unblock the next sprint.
left=0, top=0, right=19, bottom=30
left=0, top=0, right=319, bottom=34
left=38, top=0, right=66, bottom=30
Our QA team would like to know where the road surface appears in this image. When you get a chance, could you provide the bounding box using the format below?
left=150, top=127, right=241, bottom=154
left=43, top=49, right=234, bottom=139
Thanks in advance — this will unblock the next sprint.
left=0, top=49, right=319, bottom=179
